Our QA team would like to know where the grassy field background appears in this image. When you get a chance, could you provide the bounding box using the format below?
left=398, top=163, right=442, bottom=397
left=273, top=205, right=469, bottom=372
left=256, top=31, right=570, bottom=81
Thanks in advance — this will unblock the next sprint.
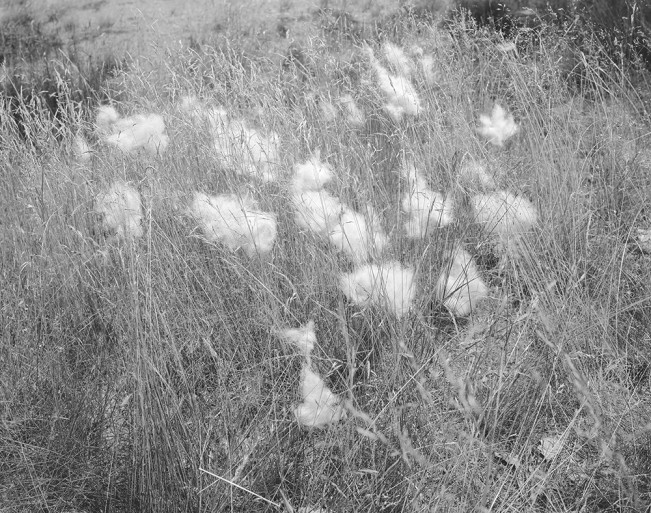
left=1, top=0, right=651, bottom=512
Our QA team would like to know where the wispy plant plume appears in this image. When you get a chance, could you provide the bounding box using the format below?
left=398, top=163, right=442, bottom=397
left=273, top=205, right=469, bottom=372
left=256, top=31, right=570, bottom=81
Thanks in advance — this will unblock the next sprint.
left=96, top=181, right=144, bottom=240
left=338, top=94, right=365, bottom=127
left=279, top=320, right=317, bottom=360
left=340, top=261, right=416, bottom=318
left=367, top=47, right=421, bottom=121
left=180, top=97, right=279, bottom=181
left=477, top=104, right=518, bottom=146
left=294, top=366, right=346, bottom=429
left=213, top=116, right=280, bottom=182
left=281, top=321, right=346, bottom=429
left=436, top=248, right=488, bottom=317
left=402, top=163, right=454, bottom=237
left=179, top=95, right=202, bottom=116
left=320, top=99, right=338, bottom=122
left=329, top=206, right=388, bottom=263
left=457, top=159, right=495, bottom=191
left=73, top=134, right=92, bottom=162
left=96, top=105, right=169, bottom=155
left=180, top=96, right=229, bottom=135
left=292, top=154, right=333, bottom=192
left=95, top=105, right=120, bottom=131
left=419, top=54, right=437, bottom=85
left=496, top=42, right=517, bottom=54
left=382, top=41, right=414, bottom=77
left=636, top=227, right=651, bottom=253
left=472, top=191, right=537, bottom=254
left=293, top=189, right=343, bottom=236
left=189, top=192, right=277, bottom=257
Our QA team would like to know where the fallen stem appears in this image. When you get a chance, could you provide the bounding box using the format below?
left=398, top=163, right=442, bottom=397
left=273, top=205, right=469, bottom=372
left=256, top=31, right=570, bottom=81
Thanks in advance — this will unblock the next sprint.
left=199, top=467, right=281, bottom=508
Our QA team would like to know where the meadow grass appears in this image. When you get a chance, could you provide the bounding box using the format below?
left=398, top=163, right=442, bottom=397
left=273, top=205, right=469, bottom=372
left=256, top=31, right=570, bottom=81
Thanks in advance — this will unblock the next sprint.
left=1, top=5, right=651, bottom=513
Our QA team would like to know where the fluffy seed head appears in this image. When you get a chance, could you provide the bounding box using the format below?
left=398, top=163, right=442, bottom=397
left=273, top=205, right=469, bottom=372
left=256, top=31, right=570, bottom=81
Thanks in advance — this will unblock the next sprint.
left=472, top=191, right=537, bottom=236
left=293, top=189, right=343, bottom=236
left=104, top=113, right=169, bottom=155
left=436, top=248, right=488, bottom=317
left=403, top=193, right=454, bottom=238
left=279, top=321, right=317, bottom=358
left=636, top=227, right=651, bottom=253
left=294, top=366, right=346, bottom=429
left=378, top=72, right=421, bottom=120
left=213, top=118, right=279, bottom=182
left=496, top=42, right=517, bottom=53
left=419, top=54, right=437, bottom=85
left=329, top=207, right=388, bottom=263
left=320, top=99, right=337, bottom=122
left=477, top=104, right=518, bottom=146
left=368, top=48, right=421, bottom=120
left=457, top=160, right=496, bottom=190
left=472, top=191, right=537, bottom=256
left=383, top=41, right=414, bottom=77
left=402, top=163, right=430, bottom=191
left=205, top=106, right=230, bottom=134
left=402, top=164, right=454, bottom=236
left=339, top=94, right=365, bottom=127
left=340, top=261, right=416, bottom=318
left=95, top=105, right=120, bottom=132
left=96, top=181, right=144, bottom=240
left=189, top=192, right=277, bottom=257
left=179, top=95, right=204, bottom=120
left=182, top=98, right=279, bottom=180
left=73, top=134, right=92, bottom=162
left=292, top=156, right=333, bottom=192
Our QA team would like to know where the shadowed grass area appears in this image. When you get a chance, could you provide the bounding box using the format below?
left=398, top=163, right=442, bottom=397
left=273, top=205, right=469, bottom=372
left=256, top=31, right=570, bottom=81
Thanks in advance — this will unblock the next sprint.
left=1, top=3, right=651, bottom=513
left=0, top=5, right=126, bottom=144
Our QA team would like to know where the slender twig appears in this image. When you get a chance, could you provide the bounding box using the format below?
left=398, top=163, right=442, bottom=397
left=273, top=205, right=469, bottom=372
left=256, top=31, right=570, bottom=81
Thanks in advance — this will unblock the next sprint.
left=198, top=467, right=281, bottom=508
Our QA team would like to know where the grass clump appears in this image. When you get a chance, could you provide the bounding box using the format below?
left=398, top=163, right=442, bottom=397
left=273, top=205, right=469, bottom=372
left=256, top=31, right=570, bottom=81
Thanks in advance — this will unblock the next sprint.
left=1, top=3, right=651, bottom=513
